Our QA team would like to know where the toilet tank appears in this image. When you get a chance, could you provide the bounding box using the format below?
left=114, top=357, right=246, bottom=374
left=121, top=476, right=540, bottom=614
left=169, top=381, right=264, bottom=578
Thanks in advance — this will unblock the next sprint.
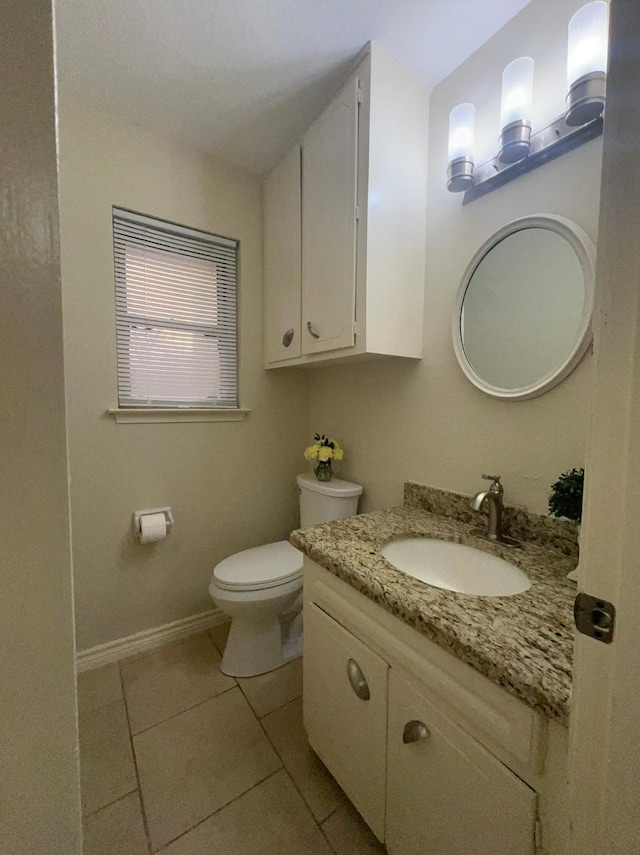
left=297, top=473, right=363, bottom=528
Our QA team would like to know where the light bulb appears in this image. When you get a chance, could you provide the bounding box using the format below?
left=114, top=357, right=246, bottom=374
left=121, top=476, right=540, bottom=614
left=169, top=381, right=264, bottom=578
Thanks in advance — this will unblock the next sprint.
left=447, top=103, right=475, bottom=192
left=566, top=1, right=608, bottom=126
left=499, top=58, right=534, bottom=164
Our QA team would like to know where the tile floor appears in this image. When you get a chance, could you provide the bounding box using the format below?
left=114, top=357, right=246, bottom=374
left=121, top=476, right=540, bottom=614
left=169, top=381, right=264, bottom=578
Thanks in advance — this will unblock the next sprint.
left=78, top=624, right=387, bottom=854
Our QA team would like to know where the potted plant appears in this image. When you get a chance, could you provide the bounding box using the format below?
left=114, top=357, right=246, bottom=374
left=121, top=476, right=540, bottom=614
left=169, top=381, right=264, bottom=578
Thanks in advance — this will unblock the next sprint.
left=548, top=467, right=584, bottom=524
left=549, top=468, right=584, bottom=582
left=304, top=433, right=344, bottom=482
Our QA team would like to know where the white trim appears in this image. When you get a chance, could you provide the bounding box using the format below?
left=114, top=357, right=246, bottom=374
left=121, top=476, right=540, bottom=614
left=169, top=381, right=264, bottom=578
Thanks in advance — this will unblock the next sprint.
left=76, top=608, right=228, bottom=672
left=107, top=407, right=250, bottom=424
left=451, top=214, right=596, bottom=401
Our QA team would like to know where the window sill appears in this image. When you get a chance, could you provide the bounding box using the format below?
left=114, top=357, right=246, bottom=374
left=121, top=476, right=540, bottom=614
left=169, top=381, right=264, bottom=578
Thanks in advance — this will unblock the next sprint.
left=107, top=408, right=251, bottom=424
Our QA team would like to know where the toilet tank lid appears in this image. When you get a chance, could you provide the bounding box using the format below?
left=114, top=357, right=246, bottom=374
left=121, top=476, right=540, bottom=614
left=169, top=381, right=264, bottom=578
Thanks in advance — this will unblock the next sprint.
left=296, top=472, right=363, bottom=498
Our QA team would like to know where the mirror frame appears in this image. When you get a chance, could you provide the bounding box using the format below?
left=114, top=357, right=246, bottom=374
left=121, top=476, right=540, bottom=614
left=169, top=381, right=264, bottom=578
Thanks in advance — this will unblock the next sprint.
left=452, top=214, right=596, bottom=401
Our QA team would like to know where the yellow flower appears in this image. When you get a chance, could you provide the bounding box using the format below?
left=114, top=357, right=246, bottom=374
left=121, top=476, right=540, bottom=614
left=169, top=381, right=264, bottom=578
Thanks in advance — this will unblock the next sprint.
left=318, top=446, right=333, bottom=462
left=304, top=443, right=321, bottom=460
left=332, top=442, right=344, bottom=461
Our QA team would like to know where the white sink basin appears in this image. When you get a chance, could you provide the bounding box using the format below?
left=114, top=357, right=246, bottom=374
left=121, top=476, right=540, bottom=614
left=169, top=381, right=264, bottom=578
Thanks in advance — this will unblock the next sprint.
left=381, top=537, right=531, bottom=597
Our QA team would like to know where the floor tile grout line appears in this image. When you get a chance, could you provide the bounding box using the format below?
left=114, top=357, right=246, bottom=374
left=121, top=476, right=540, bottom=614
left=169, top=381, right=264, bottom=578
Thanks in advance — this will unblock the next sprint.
left=128, top=682, right=239, bottom=737
left=114, top=628, right=223, bottom=669
left=78, top=691, right=125, bottom=717
left=256, top=689, right=304, bottom=722
left=153, top=766, right=286, bottom=852
left=207, top=625, right=229, bottom=657
left=319, top=820, right=340, bottom=854
left=81, top=787, right=139, bottom=820
left=86, top=635, right=344, bottom=851
left=257, top=689, right=349, bottom=828
left=320, top=800, right=346, bottom=824
left=117, top=632, right=233, bottom=679
left=234, top=669, right=302, bottom=721
left=117, top=659, right=154, bottom=855
left=78, top=695, right=127, bottom=721
left=252, top=689, right=336, bottom=836
left=121, top=649, right=287, bottom=851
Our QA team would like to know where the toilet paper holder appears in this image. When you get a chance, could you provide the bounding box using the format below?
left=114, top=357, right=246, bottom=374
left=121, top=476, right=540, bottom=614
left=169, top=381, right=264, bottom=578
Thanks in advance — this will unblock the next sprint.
left=133, top=507, right=174, bottom=539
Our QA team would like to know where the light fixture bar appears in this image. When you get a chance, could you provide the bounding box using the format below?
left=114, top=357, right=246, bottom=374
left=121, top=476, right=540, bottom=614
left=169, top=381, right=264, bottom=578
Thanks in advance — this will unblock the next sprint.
left=462, top=114, right=603, bottom=205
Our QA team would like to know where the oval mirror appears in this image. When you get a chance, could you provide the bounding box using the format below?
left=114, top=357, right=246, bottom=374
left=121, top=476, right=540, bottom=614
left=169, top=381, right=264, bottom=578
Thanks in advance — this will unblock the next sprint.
left=452, top=215, right=595, bottom=401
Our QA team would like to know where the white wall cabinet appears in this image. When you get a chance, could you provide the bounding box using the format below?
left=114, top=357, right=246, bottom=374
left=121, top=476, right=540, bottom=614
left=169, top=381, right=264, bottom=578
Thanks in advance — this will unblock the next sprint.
left=263, top=43, right=429, bottom=368
left=303, top=559, right=570, bottom=855
left=301, top=76, right=359, bottom=355
left=263, top=145, right=302, bottom=363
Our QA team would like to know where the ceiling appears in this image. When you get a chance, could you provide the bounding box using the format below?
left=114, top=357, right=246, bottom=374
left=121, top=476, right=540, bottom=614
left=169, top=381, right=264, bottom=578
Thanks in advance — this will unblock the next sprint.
left=55, top=0, right=531, bottom=175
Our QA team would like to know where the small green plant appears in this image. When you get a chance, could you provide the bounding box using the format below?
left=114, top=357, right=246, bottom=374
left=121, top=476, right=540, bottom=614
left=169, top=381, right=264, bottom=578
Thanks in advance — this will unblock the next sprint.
left=548, top=468, right=584, bottom=522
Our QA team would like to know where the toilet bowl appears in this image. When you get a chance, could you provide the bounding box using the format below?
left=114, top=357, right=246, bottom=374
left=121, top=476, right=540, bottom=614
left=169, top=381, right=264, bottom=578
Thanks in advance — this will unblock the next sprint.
left=209, top=540, right=303, bottom=677
left=209, top=473, right=363, bottom=677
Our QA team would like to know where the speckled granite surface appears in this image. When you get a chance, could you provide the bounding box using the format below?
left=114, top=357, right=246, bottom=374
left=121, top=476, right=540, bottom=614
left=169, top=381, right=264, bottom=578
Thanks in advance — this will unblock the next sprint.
left=290, top=483, right=577, bottom=725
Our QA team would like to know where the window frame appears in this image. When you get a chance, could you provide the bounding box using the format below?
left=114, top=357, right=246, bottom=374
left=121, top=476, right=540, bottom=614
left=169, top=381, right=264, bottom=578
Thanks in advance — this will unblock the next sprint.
left=112, top=207, right=240, bottom=412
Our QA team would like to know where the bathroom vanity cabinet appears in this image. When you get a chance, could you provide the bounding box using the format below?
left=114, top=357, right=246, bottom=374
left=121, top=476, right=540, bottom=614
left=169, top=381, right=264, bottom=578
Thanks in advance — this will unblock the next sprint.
left=263, top=43, right=428, bottom=368
left=303, top=559, right=570, bottom=855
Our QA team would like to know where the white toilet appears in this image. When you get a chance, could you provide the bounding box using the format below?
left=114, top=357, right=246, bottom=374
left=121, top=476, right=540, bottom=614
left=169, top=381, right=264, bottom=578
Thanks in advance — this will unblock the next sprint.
left=209, top=472, right=363, bottom=677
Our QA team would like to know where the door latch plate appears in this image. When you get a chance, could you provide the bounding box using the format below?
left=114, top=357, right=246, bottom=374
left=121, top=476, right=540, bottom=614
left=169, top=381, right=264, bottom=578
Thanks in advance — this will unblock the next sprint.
left=574, top=592, right=616, bottom=643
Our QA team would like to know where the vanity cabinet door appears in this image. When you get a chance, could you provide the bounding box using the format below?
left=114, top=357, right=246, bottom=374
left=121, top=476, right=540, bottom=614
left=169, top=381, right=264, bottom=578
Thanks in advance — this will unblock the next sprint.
left=387, top=669, right=537, bottom=855
left=301, top=74, right=359, bottom=355
left=263, top=144, right=302, bottom=363
left=303, top=602, right=387, bottom=840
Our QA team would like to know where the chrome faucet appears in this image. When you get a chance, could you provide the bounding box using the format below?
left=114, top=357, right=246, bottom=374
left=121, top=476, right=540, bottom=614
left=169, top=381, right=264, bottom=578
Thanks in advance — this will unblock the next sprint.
left=470, top=474, right=521, bottom=547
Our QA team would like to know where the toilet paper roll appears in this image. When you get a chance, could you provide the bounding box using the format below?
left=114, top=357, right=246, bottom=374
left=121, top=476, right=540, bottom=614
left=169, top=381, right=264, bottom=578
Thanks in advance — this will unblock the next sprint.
left=139, top=512, right=168, bottom=544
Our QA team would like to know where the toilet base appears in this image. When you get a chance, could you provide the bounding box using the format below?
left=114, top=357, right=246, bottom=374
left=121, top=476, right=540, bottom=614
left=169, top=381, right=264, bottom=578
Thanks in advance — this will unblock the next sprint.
left=220, top=607, right=303, bottom=678
left=282, top=633, right=303, bottom=665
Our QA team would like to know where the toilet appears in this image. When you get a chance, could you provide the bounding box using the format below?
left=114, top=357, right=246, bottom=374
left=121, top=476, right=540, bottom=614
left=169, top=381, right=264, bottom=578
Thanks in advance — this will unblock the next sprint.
left=209, top=472, right=363, bottom=677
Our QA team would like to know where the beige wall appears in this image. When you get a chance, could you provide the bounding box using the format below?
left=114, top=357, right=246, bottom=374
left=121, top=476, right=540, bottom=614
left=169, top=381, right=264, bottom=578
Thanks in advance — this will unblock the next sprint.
left=58, top=103, right=309, bottom=650
left=60, top=0, right=605, bottom=652
left=310, top=0, right=603, bottom=515
left=0, top=0, right=81, bottom=850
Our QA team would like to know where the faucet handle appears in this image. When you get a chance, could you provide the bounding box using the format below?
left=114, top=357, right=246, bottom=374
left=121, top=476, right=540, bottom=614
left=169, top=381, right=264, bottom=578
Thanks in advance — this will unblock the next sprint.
left=481, top=474, right=503, bottom=492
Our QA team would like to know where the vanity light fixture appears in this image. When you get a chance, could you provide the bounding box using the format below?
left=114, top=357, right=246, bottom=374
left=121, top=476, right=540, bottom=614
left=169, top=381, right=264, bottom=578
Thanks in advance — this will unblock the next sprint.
left=446, top=2, right=607, bottom=203
left=447, top=103, right=476, bottom=192
left=565, top=1, right=609, bottom=126
left=498, top=57, right=534, bottom=163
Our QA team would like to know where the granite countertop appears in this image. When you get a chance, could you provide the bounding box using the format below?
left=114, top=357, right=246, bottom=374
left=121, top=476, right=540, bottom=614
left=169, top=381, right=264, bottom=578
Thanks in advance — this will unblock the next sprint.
left=290, top=482, right=578, bottom=725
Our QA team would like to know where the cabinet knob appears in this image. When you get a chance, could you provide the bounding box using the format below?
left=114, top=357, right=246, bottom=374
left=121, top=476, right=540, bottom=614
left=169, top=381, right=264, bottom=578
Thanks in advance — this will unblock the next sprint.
left=282, top=328, right=294, bottom=347
left=402, top=720, right=430, bottom=744
left=307, top=321, right=321, bottom=339
left=346, top=658, right=370, bottom=701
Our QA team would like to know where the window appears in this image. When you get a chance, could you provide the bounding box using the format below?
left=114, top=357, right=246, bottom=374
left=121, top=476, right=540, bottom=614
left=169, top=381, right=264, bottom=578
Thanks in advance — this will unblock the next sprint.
left=113, top=208, right=238, bottom=409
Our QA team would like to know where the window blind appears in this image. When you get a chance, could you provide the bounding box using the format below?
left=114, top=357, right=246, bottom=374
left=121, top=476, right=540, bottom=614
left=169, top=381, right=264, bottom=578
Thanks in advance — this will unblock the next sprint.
left=113, top=208, right=238, bottom=409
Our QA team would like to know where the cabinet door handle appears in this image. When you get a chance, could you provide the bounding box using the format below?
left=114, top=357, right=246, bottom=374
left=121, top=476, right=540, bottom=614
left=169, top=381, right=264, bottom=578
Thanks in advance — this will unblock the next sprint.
left=282, top=328, right=294, bottom=347
left=346, top=658, right=370, bottom=701
left=307, top=321, right=320, bottom=339
left=402, top=720, right=430, bottom=744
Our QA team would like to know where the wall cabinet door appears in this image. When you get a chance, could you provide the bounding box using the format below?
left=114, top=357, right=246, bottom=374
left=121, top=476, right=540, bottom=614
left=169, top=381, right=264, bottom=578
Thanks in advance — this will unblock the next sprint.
left=303, top=602, right=387, bottom=840
left=386, top=669, right=537, bottom=855
left=263, top=144, right=302, bottom=362
left=301, top=75, right=359, bottom=355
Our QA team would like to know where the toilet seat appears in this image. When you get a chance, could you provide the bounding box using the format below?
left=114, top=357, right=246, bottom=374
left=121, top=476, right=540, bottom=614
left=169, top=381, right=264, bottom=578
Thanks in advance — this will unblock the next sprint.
left=213, top=540, right=303, bottom=592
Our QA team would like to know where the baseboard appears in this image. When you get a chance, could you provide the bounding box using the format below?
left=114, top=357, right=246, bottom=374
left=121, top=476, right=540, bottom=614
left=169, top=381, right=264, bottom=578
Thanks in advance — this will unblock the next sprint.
left=76, top=608, right=228, bottom=672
